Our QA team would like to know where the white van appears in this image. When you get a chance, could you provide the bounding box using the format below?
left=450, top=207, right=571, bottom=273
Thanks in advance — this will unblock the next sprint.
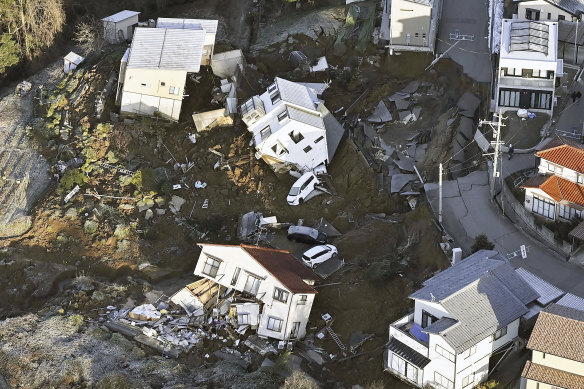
left=287, top=172, right=318, bottom=205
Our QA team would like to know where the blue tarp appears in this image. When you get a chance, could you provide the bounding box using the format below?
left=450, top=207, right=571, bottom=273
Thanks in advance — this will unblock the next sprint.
left=409, top=323, right=429, bottom=343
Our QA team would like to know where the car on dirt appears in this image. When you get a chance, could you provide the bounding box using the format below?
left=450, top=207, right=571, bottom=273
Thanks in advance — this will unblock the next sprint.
left=302, top=244, right=338, bottom=268
left=287, top=226, right=327, bottom=244
left=287, top=172, right=318, bottom=205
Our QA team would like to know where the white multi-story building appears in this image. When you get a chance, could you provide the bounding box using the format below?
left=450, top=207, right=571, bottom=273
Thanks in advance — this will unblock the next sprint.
left=388, top=0, right=442, bottom=53
left=385, top=250, right=540, bottom=389
left=522, top=137, right=584, bottom=221
left=495, top=19, right=562, bottom=115
left=193, top=243, right=318, bottom=341
left=240, top=77, right=344, bottom=173
left=116, top=18, right=218, bottom=121
left=516, top=0, right=584, bottom=22
left=521, top=304, right=584, bottom=389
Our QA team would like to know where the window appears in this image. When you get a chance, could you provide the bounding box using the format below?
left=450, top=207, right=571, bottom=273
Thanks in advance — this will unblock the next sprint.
left=290, top=322, right=301, bottom=337
left=559, top=204, right=582, bottom=220
left=271, top=141, right=288, bottom=156
left=499, top=89, right=520, bottom=107
left=202, top=255, right=221, bottom=278
left=297, top=295, right=307, bottom=305
left=243, top=274, right=262, bottom=295
left=532, top=195, right=555, bottom=219
left=434, top=372, right=454, bottom=389
left=260, top=126, right=271, bottom=140
left=314, top=136, right=324, bottom=144
left=422, top=310, right=438, bottom=328
left=303, top=145, right=312, bottom=153
left=494, top=325, right=508, bottom=341
left=422, top=33, right=426, bottom=39
left=277, top=110, right=289, bottom=122
left=169, top=86, right=180, bottom=95
left=289, top=130, right=304, bottom=144
left=415, top=32, right=419, bottom=37
left=231, top=267, right=241, bottom=286
left=463, top=345, right=477, bottom=359
left=546, top=162, right=563, bottom=175
left=268, top=83, right=278, bottom=93
left=543, top=352, right=546, bottom=359
left=140, top=83, right=149, bottom=87
left=270, top=91, right=281, bottom=104
left=267, top=317, right=283, bottom=332
left=435, top=344, right=455, bottom=362
left=547, top=12, right=551, bottom=20
left=559, top=15, right=565, bottom=21
left=160, top=82, right=166, bottom=86
left=273, top=287, right=289, bottom=303
left=238, top=314, right=249, bottom=325
left=462, top=373, right=475, bottom=388
left=390, top=355, right=419, bottom=383
left=531, top=91, right=552, bottom=110
left=578, top=174, right=584, bottom=184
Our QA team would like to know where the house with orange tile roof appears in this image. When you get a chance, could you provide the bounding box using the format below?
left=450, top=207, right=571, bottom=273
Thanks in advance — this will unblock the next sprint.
left=521, top=304, right=584, bottom=389
left=189, top=243, right=318, bottom=341
left=521, top=138, right=584, bottom=221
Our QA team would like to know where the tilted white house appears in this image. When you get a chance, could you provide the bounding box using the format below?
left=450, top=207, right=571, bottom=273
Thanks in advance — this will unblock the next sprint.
left=116, top=18, right=218, bottom=121
left=388, top=0, right=442, bottom=53
left=240, top=77, right=345, bottom=173
left=385, top=250, right=540, bottom=389
left=495, top=19, right=562, bottom=115
left=193, top=244, right=318, bottom=341
left=102, top=10, right=140, bottom=44
left=516, top=0, right=584, bottom=21
left=156, top=18, right=218, bottom=66
left=521, top=304, right=584, bottom=389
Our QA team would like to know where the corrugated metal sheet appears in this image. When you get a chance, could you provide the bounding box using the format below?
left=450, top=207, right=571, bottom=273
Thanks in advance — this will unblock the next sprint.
left=127, top=28, right=205, bottom=72
left=387, top=338, right=431, bottom=368
left=287, top=106, right=324, bottom=129
left=275, top=77, right=318, bottom=111
left=102, top=10, right=140, bottom=23
left=156, top=17, right=218, bottom=34
left=557, top=293, right=584, bottom=311
left=515, top=268, right=564, bottom=306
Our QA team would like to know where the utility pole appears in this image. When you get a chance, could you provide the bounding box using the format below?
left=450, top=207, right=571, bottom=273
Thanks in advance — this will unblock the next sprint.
left=575, top=19, right=579, bottom=65
left=439, top=163, right=443, bottom=224
left=479, top=110, right=505, bottom=196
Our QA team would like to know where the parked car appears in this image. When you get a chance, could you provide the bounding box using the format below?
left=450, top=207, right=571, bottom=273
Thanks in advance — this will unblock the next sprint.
left=287, top=226, right=327, bottom=245
left=287, top=172, right=318, bottom=205
left=302, top=244, right=338, bottom=268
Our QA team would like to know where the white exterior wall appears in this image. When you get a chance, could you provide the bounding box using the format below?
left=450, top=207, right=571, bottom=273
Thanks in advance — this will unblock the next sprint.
left=193, top=245, right=315, bottom=340
left=517, top=0, right=580, bottom=21
left=120, top=68, right=187, bottom=120
left=103, top=15, right=140, bottom=44
left=538, top=157, right=582, bottom=181
left=413, top=299, right=451, bottom=325
left=425, top=334, right=456, bottom=387
left=389, top=0, right=440, bottom=52
left=532, top=350, right=584, bottom=375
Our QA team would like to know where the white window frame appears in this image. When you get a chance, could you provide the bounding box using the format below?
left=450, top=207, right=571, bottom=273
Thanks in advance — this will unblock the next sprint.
left=202, top=255, right=221, bottom=278
left=297, top=295, right=307, bottom=305
left=243, top=274, right=262, bottom=295
left=237, top=313, right=249, bottom=325
left=463, top=345, right=477, bottom=359
left=494, top=325, right=508, bottom=341
left=435, top=344, right=455, bottom=362
left=273, top=287, right=289, bottom=303
left=169, top=86, right=180, bottom=95
left=546, top=162, right=563, bottom=175
left=277, top=110, right=289, bottom=122
left=559, top=204, right=582, bottom=220
left=532, top=195, right=555, bottom=219
left=462, top=373, right=475, bottom=388
left=434, top=371, right=454, bottom=389
left=231, top=267, right=241, bottom=286
left=267, top=316, right=283, bottom=332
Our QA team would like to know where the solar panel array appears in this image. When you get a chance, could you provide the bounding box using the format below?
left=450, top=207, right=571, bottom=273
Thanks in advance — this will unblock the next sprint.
left=509, top=21, right=550, bottom=55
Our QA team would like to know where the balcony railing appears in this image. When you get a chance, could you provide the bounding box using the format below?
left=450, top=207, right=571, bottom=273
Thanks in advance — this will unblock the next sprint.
left=498, top=76, right=554, bottom=89
left=389, top=313, right=429, bottom=357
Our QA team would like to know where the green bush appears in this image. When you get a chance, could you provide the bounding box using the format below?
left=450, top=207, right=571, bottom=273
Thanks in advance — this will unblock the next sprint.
left=60, top=168, right=87, bottom=190
left=471, top=234, right=495, bottom=253
left=364, top=259, right=404, bottom=286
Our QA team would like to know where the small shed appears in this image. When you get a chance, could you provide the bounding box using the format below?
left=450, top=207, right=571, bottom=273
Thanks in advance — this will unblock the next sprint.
left=102, top=10, right=140, bottom=44
left=64, top=52, right=84, bottom=74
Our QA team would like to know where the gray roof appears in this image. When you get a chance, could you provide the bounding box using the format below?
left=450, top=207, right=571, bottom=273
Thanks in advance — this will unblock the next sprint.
left=557, top=293, right=584, bottom=311
left=156, top=18, right=218, bottom=34
left=102, top=10, right=140, bottom=23
left=411, top=250, right=502, bottom=302
left=515, top=268, right=564, bottom=306
left=387, top=337, right=431, bottom=368
left=287, top=106, right=324, bottom=129
left=404, top=0, right=434, bottom=5
left=318, top=104, right=345, bottom=163
left=440, top=274, right=529, bottom=353
left=275, top=77, right=318, bottom=111
left=422, top=317, right=458, bottom=334
left=543, top=0, right=584, bottom=15
left=489, top=263, right=540, bottom=305
left=127, top=28, right=205, bottom=72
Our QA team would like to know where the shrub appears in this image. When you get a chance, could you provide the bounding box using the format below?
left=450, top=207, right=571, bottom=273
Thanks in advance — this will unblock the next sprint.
left=364, top=259, right=404, bottom=286
left=281, top=370, right=318, bottom=389
left=60, top=168, right=87, bottom=190
left=471, top=234, right=495, bottom=253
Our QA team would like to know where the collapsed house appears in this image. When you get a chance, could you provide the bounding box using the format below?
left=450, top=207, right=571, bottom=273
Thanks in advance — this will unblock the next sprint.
left=172, top=243, right=318, bottom=341
left=116, top=17, right=218, bottom=120
left=240, top=77, right=345, bottom=173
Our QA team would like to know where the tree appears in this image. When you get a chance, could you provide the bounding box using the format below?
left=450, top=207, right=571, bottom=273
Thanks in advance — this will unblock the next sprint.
left=74, top=16, right=106, bottom=55
left=0, top=33, right=19, bottom=74
left=471, top=234, right=495, bottom=253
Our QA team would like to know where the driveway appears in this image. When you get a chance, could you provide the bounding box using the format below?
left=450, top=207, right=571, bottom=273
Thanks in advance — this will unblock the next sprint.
left=425, top=169, right=584, bottom=297
left=436, top=0, right=492, bottom=83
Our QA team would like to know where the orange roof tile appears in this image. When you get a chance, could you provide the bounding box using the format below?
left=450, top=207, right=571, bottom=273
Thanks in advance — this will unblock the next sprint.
left=524, top=174, right=584, bottom=207
left=536, top=145, right=584, bottom=173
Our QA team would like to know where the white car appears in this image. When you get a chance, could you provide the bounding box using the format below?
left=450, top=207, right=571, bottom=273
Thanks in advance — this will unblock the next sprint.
left=287, top=172, right=318, bottom=206
left=302, top=244, right=338, bottom=268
